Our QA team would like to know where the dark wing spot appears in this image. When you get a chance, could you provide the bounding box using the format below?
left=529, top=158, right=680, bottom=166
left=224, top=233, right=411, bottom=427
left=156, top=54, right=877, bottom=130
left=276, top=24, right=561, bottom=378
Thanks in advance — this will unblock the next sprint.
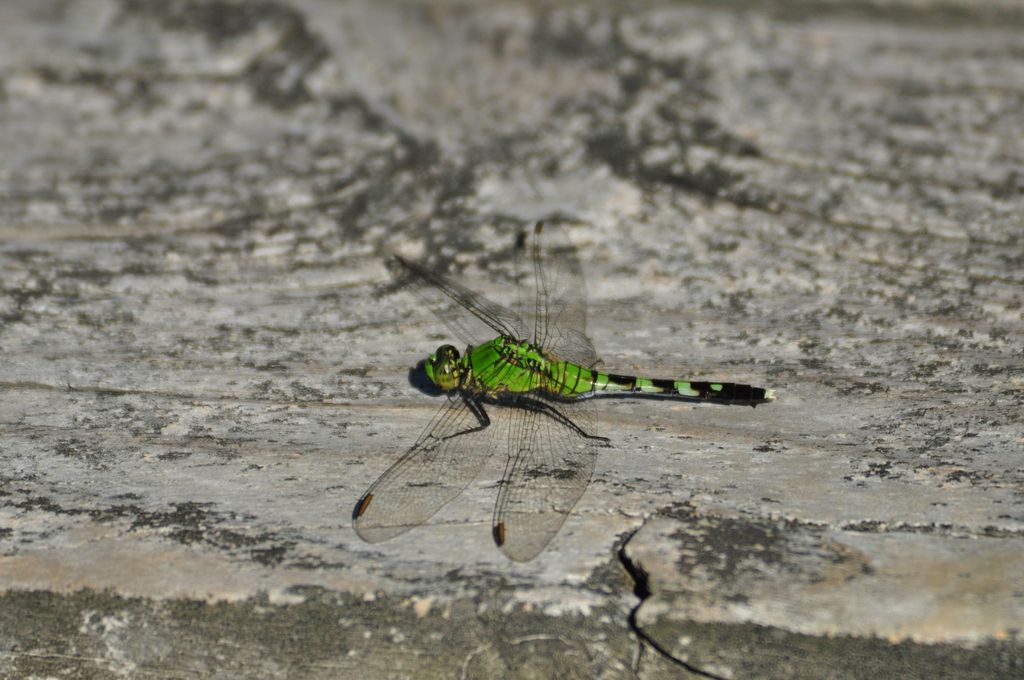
left=353, top=493, right=373, bottom=519
left=493, top=522, right=506, bottom=547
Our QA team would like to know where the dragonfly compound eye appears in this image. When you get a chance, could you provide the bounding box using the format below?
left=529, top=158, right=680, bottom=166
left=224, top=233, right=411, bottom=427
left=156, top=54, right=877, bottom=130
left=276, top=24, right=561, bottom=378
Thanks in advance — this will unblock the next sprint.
left=425, top=344, right=461, bottom=390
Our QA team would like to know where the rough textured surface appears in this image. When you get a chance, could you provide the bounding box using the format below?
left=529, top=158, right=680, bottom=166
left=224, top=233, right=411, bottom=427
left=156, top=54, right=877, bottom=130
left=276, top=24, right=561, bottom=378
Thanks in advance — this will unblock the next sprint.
left=1, top=1, right=1022, bottom=678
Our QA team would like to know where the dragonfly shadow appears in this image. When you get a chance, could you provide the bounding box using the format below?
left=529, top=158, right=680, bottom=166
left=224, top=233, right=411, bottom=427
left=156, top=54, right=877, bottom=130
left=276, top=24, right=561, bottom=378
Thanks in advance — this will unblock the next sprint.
left=408, top=359, right=445, bottom=396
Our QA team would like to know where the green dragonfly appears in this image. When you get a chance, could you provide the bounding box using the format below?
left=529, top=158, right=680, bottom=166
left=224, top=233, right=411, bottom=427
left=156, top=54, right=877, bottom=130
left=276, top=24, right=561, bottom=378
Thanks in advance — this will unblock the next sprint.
left=353, top=222, right=774, bottom=561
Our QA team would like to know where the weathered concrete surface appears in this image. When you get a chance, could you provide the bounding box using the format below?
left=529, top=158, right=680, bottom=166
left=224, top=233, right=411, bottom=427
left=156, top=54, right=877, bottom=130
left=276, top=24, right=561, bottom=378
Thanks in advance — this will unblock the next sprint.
left=1, top=1, right=1022, bottom=678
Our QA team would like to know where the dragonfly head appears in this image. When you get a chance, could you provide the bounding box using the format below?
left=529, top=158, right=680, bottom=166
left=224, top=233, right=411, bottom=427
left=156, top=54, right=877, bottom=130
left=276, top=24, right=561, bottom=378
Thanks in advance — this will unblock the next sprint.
left=425, top=344, right=461, bottom=391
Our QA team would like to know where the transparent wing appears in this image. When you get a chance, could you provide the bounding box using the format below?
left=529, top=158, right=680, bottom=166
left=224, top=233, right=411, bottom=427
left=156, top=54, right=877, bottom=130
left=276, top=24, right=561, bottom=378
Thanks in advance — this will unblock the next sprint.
left=390, top=255, right=529, bottom=346
left=353, top=391, right=497, bottom=543
left=519, top=223, right=598, bottom=367
left=492, top=392, right=602, bottom=562
left=485, top=222, right=603, bottom=561
left=365, top=223, right=604, bottom=560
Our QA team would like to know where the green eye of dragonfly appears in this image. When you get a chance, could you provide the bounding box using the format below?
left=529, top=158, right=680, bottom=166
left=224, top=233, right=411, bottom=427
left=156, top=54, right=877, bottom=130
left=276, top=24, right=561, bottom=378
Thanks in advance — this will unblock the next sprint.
left=425, top=344, right=460, bottom=390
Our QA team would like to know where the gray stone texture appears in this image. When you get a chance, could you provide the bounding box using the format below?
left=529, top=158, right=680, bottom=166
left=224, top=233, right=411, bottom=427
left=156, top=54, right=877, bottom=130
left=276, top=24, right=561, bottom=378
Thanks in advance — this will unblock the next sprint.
left=1, top=1, right=1021, bottom=678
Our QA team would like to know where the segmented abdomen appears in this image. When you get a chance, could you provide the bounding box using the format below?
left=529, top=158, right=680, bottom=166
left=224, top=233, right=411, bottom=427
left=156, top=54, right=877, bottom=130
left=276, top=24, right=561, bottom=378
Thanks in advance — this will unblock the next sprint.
left=547, top=362, right=774, bottom=407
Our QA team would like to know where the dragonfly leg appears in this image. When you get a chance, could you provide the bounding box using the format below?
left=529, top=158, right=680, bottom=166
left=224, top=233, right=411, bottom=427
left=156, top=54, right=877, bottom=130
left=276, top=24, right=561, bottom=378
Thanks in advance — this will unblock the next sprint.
left=440, top=393, right=491, bottom=441
left=510, top=394, right=610, bottom=443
